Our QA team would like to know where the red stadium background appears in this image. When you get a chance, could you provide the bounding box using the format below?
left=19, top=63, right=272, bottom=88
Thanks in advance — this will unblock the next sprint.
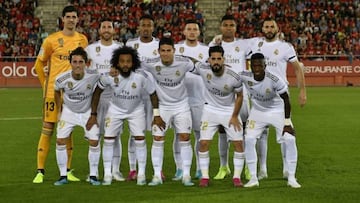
left=1, top=60, right=359, bottom=87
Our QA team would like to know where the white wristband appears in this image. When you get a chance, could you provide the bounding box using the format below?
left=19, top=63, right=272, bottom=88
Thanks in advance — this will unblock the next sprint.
left=284, top=118, right=292, bottom=126
left=153, top=108, right=160, bottom=117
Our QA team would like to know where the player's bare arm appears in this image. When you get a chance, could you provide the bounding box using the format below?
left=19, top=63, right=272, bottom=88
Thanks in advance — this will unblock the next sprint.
left=280, top=92, right=295, bottom=136
left=229, top=91, right=243, bottom=132
left=292, top=61, right=307, bottom=108
left=86, top=86, right=103, bottom=130
left=150, top=91, right=165, bottom=130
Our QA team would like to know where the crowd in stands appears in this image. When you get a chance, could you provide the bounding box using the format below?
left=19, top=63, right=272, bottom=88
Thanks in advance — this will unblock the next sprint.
left=69, top=0, right=204, bottom=44
left=227, top=0, right=360, bottom=61
left=0, top=0, right=40, bottom=61
left=1, top=0, right=360, bottom=61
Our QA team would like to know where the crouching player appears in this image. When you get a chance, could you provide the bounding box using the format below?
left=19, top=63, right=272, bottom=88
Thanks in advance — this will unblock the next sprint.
left=53, top=47, right=101, bottom=186
left=90, top=46, right=163, bottom=186
left=193, top=46, right=246, bottom=187
left=242, top=53, right=301, bottom=188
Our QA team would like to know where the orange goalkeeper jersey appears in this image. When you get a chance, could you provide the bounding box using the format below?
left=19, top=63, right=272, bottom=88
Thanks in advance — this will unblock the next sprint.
left=35, top=31, right=88, bottom=98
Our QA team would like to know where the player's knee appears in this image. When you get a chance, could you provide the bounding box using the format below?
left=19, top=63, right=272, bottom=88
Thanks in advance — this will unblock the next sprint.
left=233, top=140, right=244, bottom=152
left=244, top=135, right=257, bottom=148
left=199, top=140, right=210, bottom=152
left=283, top=133, right=296, bottom=144
left=153, top=136, right=164, bottom=141
left=43, top=121, right=55, bottom=130
left=56, top=138, right=67, bottom=145
left=88, top=139, right=99, bottom=147
left=134, top=135, right=145, bottom=140
left=178, top=133, right=190, bottom=141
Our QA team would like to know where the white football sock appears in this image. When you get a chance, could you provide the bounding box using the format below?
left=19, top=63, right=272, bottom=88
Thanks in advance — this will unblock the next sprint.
left=173, top=133, right=182, bottom=170
left=135, top=139, right=147, bottom=176
left=128, top=136, right=136, bottom=171
left=199, top=151, right=209, bottom=179
left=218, top=132, right=229, bottom=167
left=102, top=139, right=115, bottom=177
left=194, top=130, right=201, bottom=171
left=180, top=140, right=193, bottom=177
left=283, top=133, right=298, bottom=177
left=233, top=152, right=245, bottom=179
left=89, top=143, right=100, bottom=177
left=112, top=135, right=122, bottom=173
left=151, top=140, right=164, bottom=178
left=257, top=128, right=268, bottom=173
left=245, top=136, right=258, bottom=178
left=56, top=144, right=67, bottom=176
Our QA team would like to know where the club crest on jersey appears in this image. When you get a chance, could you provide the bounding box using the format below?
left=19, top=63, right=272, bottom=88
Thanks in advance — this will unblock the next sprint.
left=58, top=120, right=65, bottom=129
left=156, top=66, right=161, bottom=74
left=175, top=70, right=180, bottom=77
left=114, top=77, right=119, bottom=86
left=58, top=38, right=64, bottom=47
left=131, top=82, right=137, bottom=89
left=206, top=73, right=212, bottom=81
left=224, top=84, right=229, bottom=91
left=153, top=49, right=158, bottom=56
left=247, top=81, right=253, bottom=86
left=87, top=84, right=92, bottom=90
left=134, top=43, right=139, bottom=49
left=179, top=47, right=184, bottom=53
left=67, top=82, right=73, bottom=89
left=265, top=88, right=271, bottom=95
left=235, top=46, right=240, bottom=52
left=274, top=49, right=279, bottom=55
left=257, top=42, right=263, bottom=51
left=199, top=53, right=203, bottom=59
left=96, top=46, right=101, bottom=55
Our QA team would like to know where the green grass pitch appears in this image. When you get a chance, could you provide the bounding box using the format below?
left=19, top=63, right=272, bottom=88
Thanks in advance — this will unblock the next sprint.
left=0, top=87, right=359, bottom=202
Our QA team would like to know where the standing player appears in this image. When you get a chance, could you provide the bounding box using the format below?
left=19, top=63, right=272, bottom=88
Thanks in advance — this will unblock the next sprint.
left=208, top=15, right=250, bottom=180
left=85, top=18, right=124, bottom=181
left=173, top=19, right=208, bottom=180
left=125, top=14, right=160, bottom=181
left=90, top=46, right=161, bottom=186
left=194, top=46, right=246, bottom=187
left=33, top=5, right=88, bottom=183
left=246, top=18, right=306, bottom=180
left=141, top=37, right=194, bottom=186
left=242, top=53, right=301, bottom=188
left=53, top=47, right=101, bottom=186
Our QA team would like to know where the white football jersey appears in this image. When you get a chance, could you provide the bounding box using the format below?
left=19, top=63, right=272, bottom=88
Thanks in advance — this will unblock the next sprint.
left=97, top=70, right=155, bottom=114
left=141, top=56, right=194, bottom=110
left=175, top=41, right=209, bottom=107
left=55, top=69, right=100, bottom=113
left=209, top=38, right=250, bottom=73
left=247, top=37, right=298, bottom=83
left=126, top=37, right=159, bottom=61
left=240, top=70, right=288, bottom=112
left=194, top=62, right=242, bottom=112
left=85, top=40, right=123, bottom=98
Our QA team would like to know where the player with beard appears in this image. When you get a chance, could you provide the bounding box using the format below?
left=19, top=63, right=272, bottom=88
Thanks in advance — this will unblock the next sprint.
left=85, top=18, right=124, bottom=182
left=192, top=46, right=245, bottom=187
left=246, top=18, right=306, bottom=180
left=89, top=46, right=163, bottom=185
